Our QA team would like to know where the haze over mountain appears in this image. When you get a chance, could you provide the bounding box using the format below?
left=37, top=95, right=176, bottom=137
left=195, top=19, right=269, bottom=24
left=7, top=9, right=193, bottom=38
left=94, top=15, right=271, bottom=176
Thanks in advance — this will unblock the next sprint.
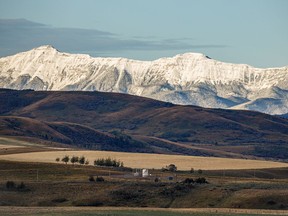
left=0, top=45, right=287, bottom=115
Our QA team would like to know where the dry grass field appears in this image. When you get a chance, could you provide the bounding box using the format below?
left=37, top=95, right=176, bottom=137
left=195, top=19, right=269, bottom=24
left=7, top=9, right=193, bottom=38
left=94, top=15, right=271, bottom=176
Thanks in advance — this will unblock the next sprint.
left=0, top=159, right=287, bottom=210
left=0, top=207, right=288, bottom=216
left=1, top=150, right=287, bottom=170
left=0, top=135, right=288, bottom=211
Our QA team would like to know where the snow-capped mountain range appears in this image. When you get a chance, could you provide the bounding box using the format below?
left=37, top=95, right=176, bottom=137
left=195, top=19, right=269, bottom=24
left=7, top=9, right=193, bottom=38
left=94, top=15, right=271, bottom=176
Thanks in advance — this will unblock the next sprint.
left=0, top=45, right=287, bottom=115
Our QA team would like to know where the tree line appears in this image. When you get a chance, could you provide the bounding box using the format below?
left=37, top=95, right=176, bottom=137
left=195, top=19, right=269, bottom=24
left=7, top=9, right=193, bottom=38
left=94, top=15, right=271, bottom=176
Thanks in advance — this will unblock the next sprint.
left=56, top=155, right=124, bottom=167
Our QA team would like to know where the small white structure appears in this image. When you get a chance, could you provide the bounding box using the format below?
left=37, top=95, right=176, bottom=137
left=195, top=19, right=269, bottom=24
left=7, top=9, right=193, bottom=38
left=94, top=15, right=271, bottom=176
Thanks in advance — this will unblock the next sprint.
left=133, top=171, right=140, bottom=177
left=142, top=169, right=149, bottom=177
left=133, top=168, right=141, bottom=177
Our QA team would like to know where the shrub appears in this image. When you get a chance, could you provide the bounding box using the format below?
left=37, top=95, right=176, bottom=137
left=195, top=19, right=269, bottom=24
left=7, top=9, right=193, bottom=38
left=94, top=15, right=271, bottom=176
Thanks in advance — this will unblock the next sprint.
left=96, top=176, right=104, bottom=182
left=89, top=176, right=95, bottom=182
left=85, top=160, right=89, bottom=165
left=167, top=164, right=177, bottom=172
left=6, top=181, right=15, bottom=189
left=190, top=168, right=194, bottom=173
left=55, top=157, right=60, bottom=162
left=195, top=177, right=208, bottom=184
left=197, top=169, right=203, bottom=174
left=52, top=198, right=68, bottom=203
left=17, top=182, right=26, bottom=190
left=183, top=178, right=194, bottom=184
left=162, top=164, right=177, bottom=172
left=267, top=200, right=276, bottom=205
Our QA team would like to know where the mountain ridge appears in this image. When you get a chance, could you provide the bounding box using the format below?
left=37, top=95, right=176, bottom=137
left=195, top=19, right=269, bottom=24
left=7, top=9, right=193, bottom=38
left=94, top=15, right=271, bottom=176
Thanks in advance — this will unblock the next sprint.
left=0, top=45, right=287, bottom=114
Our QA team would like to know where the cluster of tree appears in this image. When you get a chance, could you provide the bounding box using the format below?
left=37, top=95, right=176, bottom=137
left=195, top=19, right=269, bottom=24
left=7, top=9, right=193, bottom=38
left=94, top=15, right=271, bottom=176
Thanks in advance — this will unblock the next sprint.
left=93, top=157, right=124, bottom=167
left=161, top=164, right=177, bottom=172
left=89, top=176, right=105, bottom=182
left=56, top=155, right=124, bottom=168
left=6, top=181, right=27, bottom=191
left=182, top=177, right=208, bottom=184
left=56, top=155, right=89, bottom=165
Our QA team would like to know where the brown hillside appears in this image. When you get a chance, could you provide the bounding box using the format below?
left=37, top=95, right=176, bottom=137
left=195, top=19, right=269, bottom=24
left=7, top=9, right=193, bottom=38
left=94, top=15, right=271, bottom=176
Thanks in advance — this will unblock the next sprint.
left=1, top=89, right=288, bottom=160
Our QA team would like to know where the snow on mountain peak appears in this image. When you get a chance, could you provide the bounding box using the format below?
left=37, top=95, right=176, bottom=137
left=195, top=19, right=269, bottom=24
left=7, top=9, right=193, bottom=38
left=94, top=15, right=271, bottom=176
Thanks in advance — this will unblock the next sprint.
left=175, top=52, right=208, bottom=59
left=0, top=46, right=287, bottom=115
left=29, top=45, right=59, bottom=55
left=34, top=45, right=56, bottom=50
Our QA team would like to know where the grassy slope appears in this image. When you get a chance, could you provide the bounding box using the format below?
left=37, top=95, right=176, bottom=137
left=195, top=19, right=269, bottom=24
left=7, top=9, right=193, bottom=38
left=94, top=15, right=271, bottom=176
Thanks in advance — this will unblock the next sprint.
left=0, top=160, right=288, bottom=211
left=0, top=116, right=151, bottom=153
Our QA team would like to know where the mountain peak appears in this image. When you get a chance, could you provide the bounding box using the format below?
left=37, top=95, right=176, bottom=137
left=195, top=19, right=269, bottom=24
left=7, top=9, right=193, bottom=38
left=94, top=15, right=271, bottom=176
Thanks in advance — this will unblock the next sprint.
left=33, top=45, right=58, bottom=52
left=38, top=45, right=55, bottom=49
left=175, top=52, right=207, bottom=59
left=0, top=46, right=287, bottom=115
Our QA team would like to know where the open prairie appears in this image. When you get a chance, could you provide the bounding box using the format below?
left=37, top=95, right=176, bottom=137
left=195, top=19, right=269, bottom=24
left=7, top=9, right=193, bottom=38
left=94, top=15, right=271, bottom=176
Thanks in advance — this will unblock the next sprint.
left=1, top=150, right=287, bottom=170
left=0, top=159, right=287, bottom=210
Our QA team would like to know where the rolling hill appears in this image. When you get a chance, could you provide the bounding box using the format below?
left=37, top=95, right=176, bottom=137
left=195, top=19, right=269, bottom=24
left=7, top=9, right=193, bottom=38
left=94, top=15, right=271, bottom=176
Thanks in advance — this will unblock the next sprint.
left=1, top=89, right=288, bottom=160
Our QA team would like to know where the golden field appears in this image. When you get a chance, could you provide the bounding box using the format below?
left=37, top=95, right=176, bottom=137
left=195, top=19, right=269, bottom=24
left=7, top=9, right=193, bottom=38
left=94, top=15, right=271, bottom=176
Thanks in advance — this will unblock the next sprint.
left=1, top=150, right=287, bottom=170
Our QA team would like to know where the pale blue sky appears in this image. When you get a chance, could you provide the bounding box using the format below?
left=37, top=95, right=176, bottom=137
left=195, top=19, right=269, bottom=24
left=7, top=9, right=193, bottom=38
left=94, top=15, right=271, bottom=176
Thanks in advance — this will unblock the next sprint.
left=0, top=0, right=287, bottom=67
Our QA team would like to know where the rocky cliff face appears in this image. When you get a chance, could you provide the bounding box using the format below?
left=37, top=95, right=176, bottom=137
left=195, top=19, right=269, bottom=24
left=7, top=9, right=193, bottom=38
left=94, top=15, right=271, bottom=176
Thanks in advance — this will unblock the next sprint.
left=1, top=45, right=287, bottom=114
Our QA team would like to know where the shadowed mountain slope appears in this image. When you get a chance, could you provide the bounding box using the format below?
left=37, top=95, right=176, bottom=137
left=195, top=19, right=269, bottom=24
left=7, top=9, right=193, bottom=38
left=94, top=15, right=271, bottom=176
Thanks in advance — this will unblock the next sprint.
left=1, top=89, right=288, bottom=160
